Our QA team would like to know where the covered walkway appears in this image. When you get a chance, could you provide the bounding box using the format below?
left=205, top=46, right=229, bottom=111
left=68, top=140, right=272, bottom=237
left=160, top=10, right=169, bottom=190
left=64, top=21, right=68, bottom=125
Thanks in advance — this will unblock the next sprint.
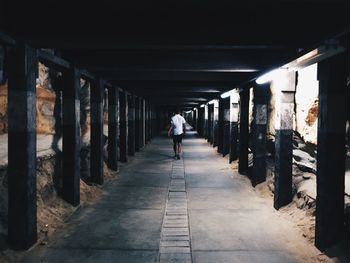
left=21, top=130, right=322, bottom=263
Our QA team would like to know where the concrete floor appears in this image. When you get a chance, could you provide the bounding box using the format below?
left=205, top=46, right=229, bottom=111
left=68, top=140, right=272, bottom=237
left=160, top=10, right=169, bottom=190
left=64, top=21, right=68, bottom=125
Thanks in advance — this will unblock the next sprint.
left=21, top=130, right=324, bottom=263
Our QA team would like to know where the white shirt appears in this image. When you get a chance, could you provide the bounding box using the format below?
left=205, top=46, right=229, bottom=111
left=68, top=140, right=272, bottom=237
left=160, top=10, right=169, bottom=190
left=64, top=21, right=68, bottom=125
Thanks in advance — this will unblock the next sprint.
left=171, top=114, right=186, bottom=135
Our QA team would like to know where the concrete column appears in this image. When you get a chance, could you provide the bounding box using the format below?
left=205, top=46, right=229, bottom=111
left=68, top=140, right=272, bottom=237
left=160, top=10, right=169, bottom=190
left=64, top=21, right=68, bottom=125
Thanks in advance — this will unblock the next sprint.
left=222, top=98, right=230, bottom=157
left=238, top=88, right=250, bottom=174
left=148, top=103, right=152, bottom=140
left=208, top=103, right=213, bottom=143
left=315, top=53, right=348, bottom=251
left=107, top=86, right=119, bottom=170
left=141, top=99, right=145, bottom=147
left=252, top=84, right=270, bottom=186
left=119, top=90, right=128, bottom=162
left=204, top=104, right=208, bottom=139
left=145, top=102, right=149, bottom=143
left=7, top=43, right=38, bottom=249
left=128, top=94, right=135, bottom=156
left=135, top=96, right=140, bottom=151
left=90, top=79, right=104, bottom=184
left=218, top=98, right=224, bottom=153
left=62, top=65, right=81, bottom=206
left=273, top=72, right=296, bottom=210
left=213, top=100, right=219, bottom=147
left=229, top=91, right=240, bottom=163
left=193, top=108, right=197, bottom=131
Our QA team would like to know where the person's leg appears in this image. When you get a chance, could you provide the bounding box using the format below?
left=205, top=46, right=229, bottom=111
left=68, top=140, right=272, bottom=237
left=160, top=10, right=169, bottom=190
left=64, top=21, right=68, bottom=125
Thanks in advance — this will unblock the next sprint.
left=178, top=142, right=182, bottom=155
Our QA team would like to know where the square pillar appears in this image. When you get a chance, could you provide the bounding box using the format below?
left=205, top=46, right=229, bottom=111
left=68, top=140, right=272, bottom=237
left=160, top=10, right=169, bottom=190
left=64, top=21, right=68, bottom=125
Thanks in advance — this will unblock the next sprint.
left=90, top=79, right=104, bottom=184
left=213, top=101, right=219, bottom=147
left=204, top=104, right=208, bottom=139
left=148, top=103, right=152, bottom=140
left=119, top=90, right=128, bottom=162
left=193, top=108, right=198, bottom=131
left=273, top=72, right=296, bottom=210
left=128, top=94, right=135, bottom=155
left=135, top=96, right=140, bottom=151
left=238, top=88, right=250, bottom=174
left=62, top=65, right=81, bottom=206
left=208, top=103, right=213, bottom=143
left=7, top=43, right=38, bottom=249
left=141, top=98, right=145, bottom=147
left=229, top=91, right=240, bottom=163
left=107, top=86, right=119, bottom=170
left=145, top=102, right=149, bottom=143
left=218, top=98, right=224, bottom=153
left=222, top=98, right=230, bottom=157
left=252, top=84, right=270, bottom=186
left=315, top=53, right=348, bottom=250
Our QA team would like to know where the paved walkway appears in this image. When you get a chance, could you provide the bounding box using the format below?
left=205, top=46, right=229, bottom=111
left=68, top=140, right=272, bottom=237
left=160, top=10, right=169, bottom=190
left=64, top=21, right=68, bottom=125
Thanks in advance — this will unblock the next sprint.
left=22, top=130, right=323, bottom=263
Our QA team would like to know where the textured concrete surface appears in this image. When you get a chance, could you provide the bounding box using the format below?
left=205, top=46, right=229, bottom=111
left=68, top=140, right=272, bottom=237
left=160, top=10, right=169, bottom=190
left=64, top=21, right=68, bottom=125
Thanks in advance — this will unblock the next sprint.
left=21, top=130, right=324, bottom=263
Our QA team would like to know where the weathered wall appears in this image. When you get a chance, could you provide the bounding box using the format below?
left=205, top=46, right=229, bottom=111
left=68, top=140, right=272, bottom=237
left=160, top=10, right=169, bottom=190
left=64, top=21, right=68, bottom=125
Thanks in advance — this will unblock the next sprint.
left=0, top=62, right=95, bottom=136
left=265, top=64, right=319, bottom=145
left=294, top=64, right=319, bottom=145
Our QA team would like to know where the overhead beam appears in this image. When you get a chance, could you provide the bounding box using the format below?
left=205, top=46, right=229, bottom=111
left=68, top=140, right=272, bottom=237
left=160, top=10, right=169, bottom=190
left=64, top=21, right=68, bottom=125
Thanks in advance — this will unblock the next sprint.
left=99, top=70, right=256, bottom=81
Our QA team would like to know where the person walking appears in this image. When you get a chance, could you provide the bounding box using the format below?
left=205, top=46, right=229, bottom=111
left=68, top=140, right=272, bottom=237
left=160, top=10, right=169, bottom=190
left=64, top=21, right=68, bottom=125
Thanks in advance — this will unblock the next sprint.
left=168, top=110, right=186, bottom=160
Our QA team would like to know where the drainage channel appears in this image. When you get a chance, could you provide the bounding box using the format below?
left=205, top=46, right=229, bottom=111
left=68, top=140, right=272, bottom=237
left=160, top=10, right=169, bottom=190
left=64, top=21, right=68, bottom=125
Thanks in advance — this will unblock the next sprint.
left=158, top=158, right=192, bottom=263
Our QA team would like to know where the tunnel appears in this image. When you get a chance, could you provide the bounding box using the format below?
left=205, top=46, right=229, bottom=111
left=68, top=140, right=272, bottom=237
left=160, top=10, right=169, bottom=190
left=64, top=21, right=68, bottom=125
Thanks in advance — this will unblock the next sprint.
left=0, top=1, right=350, bottom=262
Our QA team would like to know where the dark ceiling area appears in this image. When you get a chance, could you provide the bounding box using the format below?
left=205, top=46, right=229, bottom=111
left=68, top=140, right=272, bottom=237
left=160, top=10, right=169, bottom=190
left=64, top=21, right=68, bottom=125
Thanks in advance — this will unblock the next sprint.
left=1, top=0, right=350, bottom=110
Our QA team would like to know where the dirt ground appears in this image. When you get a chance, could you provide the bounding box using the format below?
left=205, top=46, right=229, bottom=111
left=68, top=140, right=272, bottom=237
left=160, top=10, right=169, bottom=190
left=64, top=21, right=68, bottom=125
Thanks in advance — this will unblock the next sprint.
left=229, top=156, right=350, bottom=263
left=0, top=157, right=118, bottom=263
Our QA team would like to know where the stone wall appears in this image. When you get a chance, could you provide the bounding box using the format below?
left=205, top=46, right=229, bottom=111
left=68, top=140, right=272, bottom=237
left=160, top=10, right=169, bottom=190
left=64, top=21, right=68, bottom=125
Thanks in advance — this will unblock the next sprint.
left=294, top=64, right=319, bottom=145
left=0, top=62, right=95, bottom=136
left=265, top=64, right=319, bottom=145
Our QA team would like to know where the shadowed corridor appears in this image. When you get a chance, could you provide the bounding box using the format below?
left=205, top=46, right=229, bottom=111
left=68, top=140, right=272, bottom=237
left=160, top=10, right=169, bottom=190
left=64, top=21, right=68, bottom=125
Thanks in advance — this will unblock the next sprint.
left=20, top=129, right=323, bottom=263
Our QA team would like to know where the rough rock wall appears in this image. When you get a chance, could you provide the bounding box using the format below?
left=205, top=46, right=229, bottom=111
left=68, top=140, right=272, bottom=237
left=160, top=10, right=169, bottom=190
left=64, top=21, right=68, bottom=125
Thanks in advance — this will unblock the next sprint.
left=0, top=61, right=94, bottom=136
left=265, top=64, right=318, bottom=145
left=294, top=64, right=319, bottom=145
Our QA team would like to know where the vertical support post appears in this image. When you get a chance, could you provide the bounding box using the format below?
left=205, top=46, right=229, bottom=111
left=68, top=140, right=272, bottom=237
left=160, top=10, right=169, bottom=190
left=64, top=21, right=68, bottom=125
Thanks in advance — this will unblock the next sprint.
left=222, top=98, right=230, bottom=156
left=238, top=88, right=250, bottom=174
left=193, top=108, right=197, bottom=131
left=252, top=84, right=270, bottom=186
left=141, top=98, right=145, bottom=147
left=145, top=102, right=149, bottom=143
left=148, top=103, right=152, bottom=140
left=213, top=101, right=219, bottom=147
left=207, top=104, right=213, bottom=143
left=128, top=94, right=135, bottom=155
left=229, top=92, right=240, bottom=163
left=120, top=90, right=128, bottom=162
left=8, top=43, right=38, bottom=249
left=273, top=72, right=296, bottom=210
left=90, top=78, right=104, bottom=184
left=135, top=96, right=140, bottom=151
left=218, top=98, right=224, bottom=153
left=62, top=65, right=81, bottom=206
left=108, top=86, right=119, bottom=170
left=204, top=104, right=208, bottom=139
left=315, top=53, right=348, bottom=251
